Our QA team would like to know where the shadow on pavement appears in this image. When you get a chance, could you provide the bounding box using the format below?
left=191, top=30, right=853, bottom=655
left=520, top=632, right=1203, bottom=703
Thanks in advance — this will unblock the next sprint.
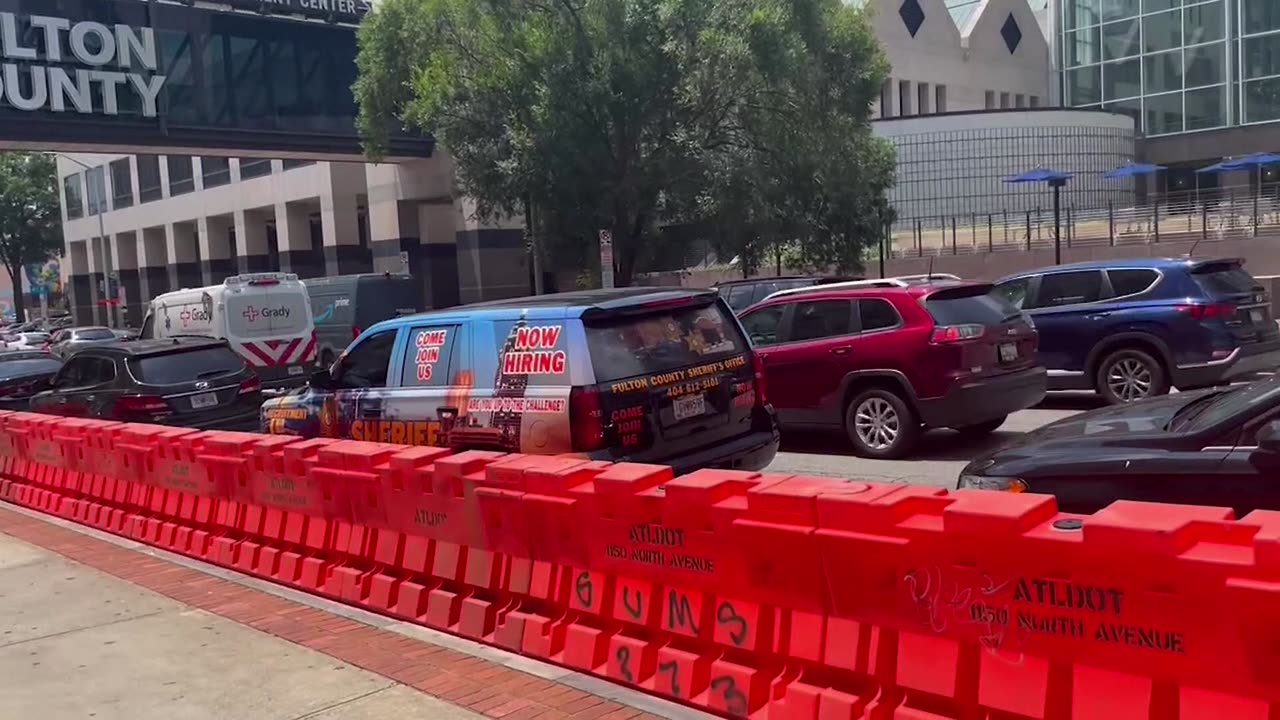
left=780, top=428, right=1018, bottom=463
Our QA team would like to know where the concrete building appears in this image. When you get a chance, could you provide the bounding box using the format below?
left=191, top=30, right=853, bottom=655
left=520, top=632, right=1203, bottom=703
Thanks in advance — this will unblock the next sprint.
left=57, top=154, right=529, bottom=326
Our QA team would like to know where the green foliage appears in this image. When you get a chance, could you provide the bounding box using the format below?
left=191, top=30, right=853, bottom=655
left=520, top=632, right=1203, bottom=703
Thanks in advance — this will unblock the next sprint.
left=0, top=153, right=61, bottom=318
left=354, top=0, right=895, bottom=283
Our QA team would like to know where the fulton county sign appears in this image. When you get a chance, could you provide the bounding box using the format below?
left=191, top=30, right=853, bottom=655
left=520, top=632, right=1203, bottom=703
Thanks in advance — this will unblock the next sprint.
left=0, top=12, right=165, bottom=116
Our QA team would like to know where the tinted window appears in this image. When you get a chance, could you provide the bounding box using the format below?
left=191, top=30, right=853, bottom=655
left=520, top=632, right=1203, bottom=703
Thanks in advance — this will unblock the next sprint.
left=54, top=357, right=92, bottom=387
left=1108, top=269, right=1159, bottom=296
left=402, top=326, right=457, bottom=387
left=130, top=347, right=245, bottom=385
left=585, top=303, right=745, bottom=382
left=1036, top=271, right=1103, bottom=307
left=0, top=359, right=61, bottom=381
left=1191, top=263, right=1261, bottom=296
left=994, top=278, right=1032, bottom=309
left=741, top=306, right=785, bottom=346
left=1186, top=378, right=1280, bottom=432
left=925, top=287, right=1019, bottom=325
left=859, top=299, right=901, bottom=331
left=726, top=285, right=755, bottom=311
left=84, top=357, right=117, bottom=384
left=337, top=331, right=397, bottom=389
left=790, top=300, right=854, bottom=341
left=74, top=328, right=115, bottom=341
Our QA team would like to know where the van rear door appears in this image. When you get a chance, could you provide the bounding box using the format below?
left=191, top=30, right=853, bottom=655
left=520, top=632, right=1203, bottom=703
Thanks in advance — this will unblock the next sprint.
left=583, top=296, right=758, bottom=462
left=224, top=279, right=316, bottom=387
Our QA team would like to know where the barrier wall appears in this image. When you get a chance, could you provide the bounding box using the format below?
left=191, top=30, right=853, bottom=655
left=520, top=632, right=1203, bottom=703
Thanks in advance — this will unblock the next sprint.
left=0, top=409, right=1277, bottom=719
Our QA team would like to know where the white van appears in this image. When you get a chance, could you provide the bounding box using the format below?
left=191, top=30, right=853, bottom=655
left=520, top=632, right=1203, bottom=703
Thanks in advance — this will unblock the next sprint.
left=140, top=273, right=317, bottom=389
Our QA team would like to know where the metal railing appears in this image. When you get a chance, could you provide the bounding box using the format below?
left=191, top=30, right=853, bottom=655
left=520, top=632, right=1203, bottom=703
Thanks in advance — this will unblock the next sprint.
left=889, top=190, right=1280, bottom=259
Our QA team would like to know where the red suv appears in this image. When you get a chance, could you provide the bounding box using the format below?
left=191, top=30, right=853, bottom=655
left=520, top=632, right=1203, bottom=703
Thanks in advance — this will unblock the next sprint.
left=738, top=278, right=1047, bottom=458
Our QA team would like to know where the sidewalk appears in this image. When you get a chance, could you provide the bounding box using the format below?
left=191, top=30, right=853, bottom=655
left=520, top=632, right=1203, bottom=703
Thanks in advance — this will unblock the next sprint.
left=0, top=504, right=704, bottom=720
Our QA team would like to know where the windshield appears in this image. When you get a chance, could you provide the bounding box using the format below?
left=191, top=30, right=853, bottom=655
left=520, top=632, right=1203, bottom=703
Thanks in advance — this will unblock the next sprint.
left=584, top=301, right=746, bottom=383
left=129, top=347, right=245, bottom=385
left=1183, top=377, right=1280, bottom=431
left=75, top=328, right=115, bottom=340
left=1191, top=263, right=1260, bottom=296
left=924, top=286, right=1017, bottom=325
left=0, top=358, right=61, bottom=381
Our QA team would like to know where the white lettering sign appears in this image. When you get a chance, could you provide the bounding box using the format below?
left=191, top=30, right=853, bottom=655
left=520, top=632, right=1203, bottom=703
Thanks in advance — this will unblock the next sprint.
left=0, top=12, right=167, bottom=117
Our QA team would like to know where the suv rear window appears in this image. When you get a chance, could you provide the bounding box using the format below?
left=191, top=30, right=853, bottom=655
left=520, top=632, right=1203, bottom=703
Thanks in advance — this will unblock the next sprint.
left=130, top=347, right=245, bottom=384
left=925, top=286, right=1020, bottom=325
left=75, top=328, right=115, bottom=340
left=1191, top=263, right=1261, bottom=296
left=585, top=302, right=746, bottom=382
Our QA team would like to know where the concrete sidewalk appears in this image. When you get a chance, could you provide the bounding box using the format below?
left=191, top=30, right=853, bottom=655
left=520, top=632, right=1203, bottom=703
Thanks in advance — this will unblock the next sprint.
left=0, top=504, right=701, bottom=720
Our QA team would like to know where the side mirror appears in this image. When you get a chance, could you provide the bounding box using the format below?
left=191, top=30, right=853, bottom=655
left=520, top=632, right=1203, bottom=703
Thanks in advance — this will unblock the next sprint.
left=308, top=369, right=334, bottom=390
left=1257, top=421, right=1280, bottom=454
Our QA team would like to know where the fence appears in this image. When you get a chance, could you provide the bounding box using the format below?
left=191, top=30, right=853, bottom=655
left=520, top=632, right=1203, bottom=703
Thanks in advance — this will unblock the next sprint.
left=891, top=188, right=1280, bottom=259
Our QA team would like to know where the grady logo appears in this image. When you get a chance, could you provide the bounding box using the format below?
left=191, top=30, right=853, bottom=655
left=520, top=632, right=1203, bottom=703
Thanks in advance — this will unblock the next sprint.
left=242, top=306, right=291, bottom=322
left=179, top=308, right=211, bottom=327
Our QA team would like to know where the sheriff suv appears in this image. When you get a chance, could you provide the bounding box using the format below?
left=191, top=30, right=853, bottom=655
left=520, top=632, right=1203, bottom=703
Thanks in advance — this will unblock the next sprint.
left=738, top=276, right=1047, bottom=458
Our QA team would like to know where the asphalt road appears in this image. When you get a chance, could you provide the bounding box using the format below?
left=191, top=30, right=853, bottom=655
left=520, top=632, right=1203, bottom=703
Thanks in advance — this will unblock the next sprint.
left=763, top=393, right=1104, bottom=487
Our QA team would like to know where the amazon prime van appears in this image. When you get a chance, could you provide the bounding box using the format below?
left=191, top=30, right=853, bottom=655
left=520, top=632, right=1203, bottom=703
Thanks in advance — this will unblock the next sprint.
left=141, top=273, right=317, bottom=389
left=304, top=273, right=423, bottom=368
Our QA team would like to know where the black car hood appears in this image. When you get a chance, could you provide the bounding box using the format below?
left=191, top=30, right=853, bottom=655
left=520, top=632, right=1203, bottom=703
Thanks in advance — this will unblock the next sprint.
left=964, top=390, right=1215, bottom=476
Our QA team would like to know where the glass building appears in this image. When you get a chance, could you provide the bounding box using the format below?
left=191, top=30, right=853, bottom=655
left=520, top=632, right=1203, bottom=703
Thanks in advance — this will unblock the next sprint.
left=1059, top=0, right=1279, bottom=139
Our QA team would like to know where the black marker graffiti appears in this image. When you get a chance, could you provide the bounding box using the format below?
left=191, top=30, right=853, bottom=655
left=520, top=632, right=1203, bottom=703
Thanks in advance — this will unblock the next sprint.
left=575, top=571, right=593, bottom=608
left=710, top=676, right=748, bottom=716
left=658, top=660, right=680, bottom=697
left=622, top=587, right=643, bottom=620
left=614, top=646, right=634, bottom=683
left=716, top=601, right=748, bottom=646
left=667, top=590, right=699, bottom=634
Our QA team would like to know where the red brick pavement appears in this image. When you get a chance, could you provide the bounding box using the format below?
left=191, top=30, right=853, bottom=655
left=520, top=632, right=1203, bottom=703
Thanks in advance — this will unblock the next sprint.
left=0, top=505, right=664, bottom=720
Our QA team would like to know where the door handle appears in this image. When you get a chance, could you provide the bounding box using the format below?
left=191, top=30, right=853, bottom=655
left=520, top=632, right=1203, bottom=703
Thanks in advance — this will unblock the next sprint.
left=57, top=397, right=67, bottom=403
left=1088, top=312, right=1112, bottom=320
left=830, top=346, right=852, bottom=355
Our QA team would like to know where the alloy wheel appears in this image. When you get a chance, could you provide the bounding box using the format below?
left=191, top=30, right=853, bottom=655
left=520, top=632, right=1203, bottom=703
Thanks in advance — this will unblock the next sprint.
left=1106, top=357, right=1152, bottom=402
left=854, top=397, right=899, bottom=451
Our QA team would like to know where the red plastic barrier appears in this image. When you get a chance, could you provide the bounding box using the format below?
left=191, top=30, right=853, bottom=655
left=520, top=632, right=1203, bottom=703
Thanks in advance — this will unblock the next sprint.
left=3, top=412, right=1280, bottom=719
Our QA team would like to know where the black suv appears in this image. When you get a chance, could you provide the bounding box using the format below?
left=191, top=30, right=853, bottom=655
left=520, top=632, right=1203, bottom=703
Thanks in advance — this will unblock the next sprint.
left=715, top=276, right=859, bottom=312
left=29, top=338, right=263, bottom=429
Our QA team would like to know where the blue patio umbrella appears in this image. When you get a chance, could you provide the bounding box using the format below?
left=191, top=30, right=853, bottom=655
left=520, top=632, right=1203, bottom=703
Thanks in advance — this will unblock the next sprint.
left=1104, top=162, right=1165, bottom=179
left=1196, top=152, right=1280, bottom=208
left=1006, top=168, right=1072, bottom=264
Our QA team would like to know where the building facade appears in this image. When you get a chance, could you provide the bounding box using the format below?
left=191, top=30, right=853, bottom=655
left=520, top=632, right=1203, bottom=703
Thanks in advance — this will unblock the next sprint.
left=57, top=154, right=529, bottom=326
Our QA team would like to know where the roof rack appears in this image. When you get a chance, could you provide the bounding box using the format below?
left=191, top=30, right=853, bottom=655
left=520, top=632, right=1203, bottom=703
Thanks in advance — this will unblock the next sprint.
left=763, top=273, right=962, bottom=300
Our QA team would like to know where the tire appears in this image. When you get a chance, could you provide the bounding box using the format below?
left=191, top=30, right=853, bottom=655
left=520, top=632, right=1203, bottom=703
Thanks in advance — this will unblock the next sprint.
left=953, top=416, right=1007, bottom=437
left=1095, top=348, right=1169, bottom=405
left=845, top=388, right=920, bottom=459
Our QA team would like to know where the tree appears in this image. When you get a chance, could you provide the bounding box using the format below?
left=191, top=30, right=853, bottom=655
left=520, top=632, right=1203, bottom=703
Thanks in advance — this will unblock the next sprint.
left=354, top=0, right=895, bottom=285
left=0, top=153, right=61, bottom=321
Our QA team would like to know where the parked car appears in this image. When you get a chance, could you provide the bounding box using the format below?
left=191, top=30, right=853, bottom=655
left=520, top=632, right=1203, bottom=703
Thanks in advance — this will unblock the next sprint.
left=0, top=351, right=62, bottom=410
left=993, top=257, right=1280, bottom=405
left=5, top=332, right=49, bottom=350
left=738, top=276, right=1046, bottom=458
left=304, top=273, right=423, bottom=369
left=261, top=288, right=778, bottom=474
left=959, top=374, right=1280, bottom=516
left=140, top=273, right=317, bottom=390
left=29, top=338, right=262, bottom=430
left=714, top=276, right=860, bottom=313
left=47, top=326, right=120, bottom=358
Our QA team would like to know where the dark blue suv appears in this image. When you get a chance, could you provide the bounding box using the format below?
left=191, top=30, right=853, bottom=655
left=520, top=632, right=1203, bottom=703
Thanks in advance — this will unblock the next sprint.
left=993, top=258, right=1280, bottom=404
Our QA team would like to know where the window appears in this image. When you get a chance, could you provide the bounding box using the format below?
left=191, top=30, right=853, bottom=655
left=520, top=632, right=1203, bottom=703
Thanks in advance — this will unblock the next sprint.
left=859, top=299, right=901, bottom=332
left=1186, top=85, right=1227, bottom=131
left=167, top=156, right=194, bottom=196
left=282, top=159, right=314, bottom=170
left=917, top=82, right=931, bottom=114
left=1015, top=94, right=1026, bottom=108
left=1035, top=271, right=1104, bottom=307
left=85, top=357, right=117, bottom=385
left=790, top=301, right=854, bottom=341
left=1184, top=1, right=1224, bottom=45
left=726, top=285, right=757, bottom=312
left=1190, top=263, right=1260, bottom=296
left=75, top=328, right=117, bottom=341
left=402, top=326, right=457, bottom=387
left=1107, top=269, right=1158, bottom=297
left=129, top=347, right=245, bottom=384
left=1068, top=65, right=1103, bottom=104
left=1030, top=95, right=1040, bottom=107
left=1102, top=18, right=1139, bottom=60
left=109, top=158, right=133, bottom=210
left=54, top=357, right=92, bottom=388
left=899, top=80, right=913, bottom=115
left=1100, top=0, right=1137, bottom=23
left=239, top=158, right=273, bottom=180
left=1244, top=33, right=1280, bottom=81
left=335, top=330, right=397, bottom=389
left=1067, top=26, right=1101, bottom=67
left=1145, top=91, right=1183, bottom=135
left=985, top=90, right=996, bottom=109
left=1186, top=42, right=1226, bottom=88
left=1000, top=92, right=1010, bottom=108
left=137, top=155, right=162, bottom=203
left=1145, top=51, right=1182, bottom=95
left=1142, top=10, right=1181, bottom=54
left=63, top=175, right=84, bottom=220
left=994, top=278, right=1031, bottom=309
left=85, top=166, right=106, bottom=216
left=925, top=287, right=1019, bottom=325
left=880, top=79, right=894, bottom=118
left=201, top=157, right=231, bottom=188
left=585, top=304, right=744, bottom=381
left=1243, top=0, right=1280, bottom=35
left=935, top=84, right=947, bottom=113
left=741, top=306, right=786, bottom=346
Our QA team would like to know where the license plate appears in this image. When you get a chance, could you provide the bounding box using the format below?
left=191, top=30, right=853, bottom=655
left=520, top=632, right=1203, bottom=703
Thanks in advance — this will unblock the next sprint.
left=672, top=393, right=706, bottom=421
left=190, top=392, right=218, bottom=409
left=288, top=365, right=305, bottom=376
left=999, top=343, right=1018, bottom=363
left=1250, top=308, right=1265, bottom=324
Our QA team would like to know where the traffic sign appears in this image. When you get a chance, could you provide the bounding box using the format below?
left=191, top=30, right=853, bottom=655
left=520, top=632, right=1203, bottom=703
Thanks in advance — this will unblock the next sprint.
left=599, top=230, right=614, bottom=289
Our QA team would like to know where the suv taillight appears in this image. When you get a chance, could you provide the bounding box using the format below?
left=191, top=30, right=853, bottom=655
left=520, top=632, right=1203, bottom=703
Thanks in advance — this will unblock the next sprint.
left=239, top=375, right=262, bottom=395
left=352, top=325, right=361, bottom=341
left=1177, top=303, right=1235, bottom=320
left=751, top=353, right=768, bottom=406
left=113, top=394, right=167, bottom=414
left=931, top=324, right=985, bottom=343
left=569, top=386, right=607, bottom=452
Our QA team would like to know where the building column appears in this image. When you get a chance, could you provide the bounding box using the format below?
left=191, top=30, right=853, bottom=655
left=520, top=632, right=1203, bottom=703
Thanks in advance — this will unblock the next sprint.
left=276, top=201, right=323, bottom=278
left=139, top=226, right=170, bottom=304
left=235, top=210, right=272, bottom=273
left=111, top=230, right=142, bottom=327
left=68, top=240, right=93, bottom=325
left=166, top=222, right=202, bottom=291
left=321, top=164, right=371, bottom=276
left=198, top=215, right=236, bottom=285
left=87, top=236, right=108, bottom=325
left=418, top=202, right=461, bottom=307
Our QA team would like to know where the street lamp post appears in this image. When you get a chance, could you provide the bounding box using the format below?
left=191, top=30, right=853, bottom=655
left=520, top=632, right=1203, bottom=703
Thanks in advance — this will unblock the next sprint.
left=59, top=154, right=119, bottom=329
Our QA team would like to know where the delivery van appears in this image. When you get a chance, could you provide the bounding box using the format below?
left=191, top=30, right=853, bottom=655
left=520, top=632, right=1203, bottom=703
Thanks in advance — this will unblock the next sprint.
left=304, top=273, right=423, bottom=368
left=140, top=273, right=317, bottom=389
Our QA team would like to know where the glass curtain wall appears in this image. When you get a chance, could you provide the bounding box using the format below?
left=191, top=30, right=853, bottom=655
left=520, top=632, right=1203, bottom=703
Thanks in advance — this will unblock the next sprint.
left=1242, top=0, right=1280, bottom=124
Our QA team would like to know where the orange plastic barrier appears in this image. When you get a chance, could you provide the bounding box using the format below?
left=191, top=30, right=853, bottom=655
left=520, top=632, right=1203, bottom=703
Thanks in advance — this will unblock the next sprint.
left=0, top=409, right=1278, bottom=719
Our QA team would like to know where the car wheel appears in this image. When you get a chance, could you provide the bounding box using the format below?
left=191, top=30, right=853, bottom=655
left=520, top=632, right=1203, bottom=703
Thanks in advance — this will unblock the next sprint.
left=953, top=416, right=1007, bottom=437
left=1096, top=348, right=1169, bottom=405
left=845, top=388, right=920, bottom=459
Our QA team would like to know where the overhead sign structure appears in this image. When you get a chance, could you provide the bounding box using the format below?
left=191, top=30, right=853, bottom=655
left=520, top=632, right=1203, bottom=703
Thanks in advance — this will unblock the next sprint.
left=220, top=0, right=371, bottom=24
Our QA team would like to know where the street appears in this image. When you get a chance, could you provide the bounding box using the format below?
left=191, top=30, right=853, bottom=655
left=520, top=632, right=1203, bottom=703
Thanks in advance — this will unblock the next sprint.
left=764, top=393, right=1102, bottom=487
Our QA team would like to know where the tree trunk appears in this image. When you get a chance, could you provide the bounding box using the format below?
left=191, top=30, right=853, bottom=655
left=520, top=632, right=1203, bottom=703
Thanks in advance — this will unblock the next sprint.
left=8, top=265, right=25, bottom=322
